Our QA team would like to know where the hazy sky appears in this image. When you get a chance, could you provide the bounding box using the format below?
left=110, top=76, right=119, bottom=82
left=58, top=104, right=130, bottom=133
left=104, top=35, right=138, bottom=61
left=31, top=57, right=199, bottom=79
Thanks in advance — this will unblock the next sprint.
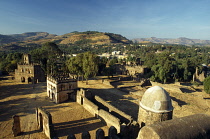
left=0, top=0, right=210, bottom=39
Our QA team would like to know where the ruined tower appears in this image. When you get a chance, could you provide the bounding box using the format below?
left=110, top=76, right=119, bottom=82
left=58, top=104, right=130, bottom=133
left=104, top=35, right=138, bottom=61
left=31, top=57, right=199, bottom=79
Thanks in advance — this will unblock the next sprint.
left=15, top=54, right=45, bottom=83
left=23, top=54, right=31, bottom=64
left=137, top=86, right=173, bottom=127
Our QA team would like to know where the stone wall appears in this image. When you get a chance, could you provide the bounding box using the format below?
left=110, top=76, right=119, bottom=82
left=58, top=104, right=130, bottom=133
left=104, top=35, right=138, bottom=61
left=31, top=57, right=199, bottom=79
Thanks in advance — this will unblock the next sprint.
left=137, top=114, right=210, bottom=139
left=125, top=66, right=147, bottom=76
left=67, top=126, right=122, bottom=139
left=76, top=89, right=139, bottom=136
left=150, top=81, right=183, bottom=93
left=102, top=79, right=112, bottom=86
left=36, top=107, right=55, bottom=139
left=98, top=109, right=121, bottom=132
left=12, top=115, right=21, bottom=137
left=193, top=67, right=206, bottom=82
left=94, top=95, right=133, bottom=124
left=138, top=107, right=173, bottom=127
left=76, top=91, right=121, bottom=132
left=83, top=97, right=99, bottom=116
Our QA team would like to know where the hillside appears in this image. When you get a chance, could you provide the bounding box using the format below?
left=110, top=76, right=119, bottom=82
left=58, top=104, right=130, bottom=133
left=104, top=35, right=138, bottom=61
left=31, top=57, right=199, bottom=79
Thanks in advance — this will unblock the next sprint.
left=55, top=31, right=132, bottom=45
left=9, top=32, right=57, bottom=41
left=0, top=31, right=132, bottom=51
left=0, top=32, right=56, bottom=45
left=0, top=34, right=18, bottom=44
left=133, top=37, right=210, bottom=46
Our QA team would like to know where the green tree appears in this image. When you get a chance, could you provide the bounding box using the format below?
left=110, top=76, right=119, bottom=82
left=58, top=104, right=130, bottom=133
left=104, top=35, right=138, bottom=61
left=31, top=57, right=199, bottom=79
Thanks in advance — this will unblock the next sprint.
left=66, top=53, right=84, bottom=79
left=29, top=42, right=63, bottom=74
left=66, top=52, right=99, bottom=83
left=150, top=53, right=173, bottom=83
left=204, top=76, right=210, bottom=94
left=82, top=52, right=99, bottom=83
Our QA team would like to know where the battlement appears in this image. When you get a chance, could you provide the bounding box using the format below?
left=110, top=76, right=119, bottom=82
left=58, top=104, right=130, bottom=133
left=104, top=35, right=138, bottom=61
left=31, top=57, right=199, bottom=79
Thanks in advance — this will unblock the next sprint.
left=47, top=73, right=76, bottom=84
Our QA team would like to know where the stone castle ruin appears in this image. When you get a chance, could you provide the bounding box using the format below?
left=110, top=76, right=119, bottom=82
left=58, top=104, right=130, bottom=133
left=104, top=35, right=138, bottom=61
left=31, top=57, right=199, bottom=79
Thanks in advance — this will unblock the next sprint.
left=47, top=73, right=77, bottom=103
left=15, top=54, right=45, bottom=83
left=31, top=85, right=210, bottom=139
left=76, top=88, right=139, bottom=138
left=115, top=64, right=149, bottom=82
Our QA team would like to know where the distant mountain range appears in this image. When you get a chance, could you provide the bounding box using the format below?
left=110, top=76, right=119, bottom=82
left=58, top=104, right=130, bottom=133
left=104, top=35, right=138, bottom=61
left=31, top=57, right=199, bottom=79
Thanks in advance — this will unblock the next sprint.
left=1, top=32, right=210, bottom=52
left=0, top=31, right=131, bottom=45
left=0, top=31, right=133, bottom=51
left=0, top=32, right=58, bottom=44
left=132, top=37, right=210, bottom=46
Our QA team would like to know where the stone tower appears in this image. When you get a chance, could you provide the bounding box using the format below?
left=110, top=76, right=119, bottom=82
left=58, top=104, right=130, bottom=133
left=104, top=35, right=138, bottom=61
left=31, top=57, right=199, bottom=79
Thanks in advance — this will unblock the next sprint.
left=23, top=54, right=31, bottom=64
left=137, top=86, right=173, bottom=128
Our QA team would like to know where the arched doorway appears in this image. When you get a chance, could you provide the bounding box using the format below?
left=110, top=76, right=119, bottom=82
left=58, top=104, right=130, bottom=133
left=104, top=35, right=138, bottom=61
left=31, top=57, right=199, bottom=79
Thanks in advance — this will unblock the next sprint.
left=21, top=77, right=25, bottom=82
left=28, top=77, right=32, bottom=83
left=52, top=93, right=55, bottom=102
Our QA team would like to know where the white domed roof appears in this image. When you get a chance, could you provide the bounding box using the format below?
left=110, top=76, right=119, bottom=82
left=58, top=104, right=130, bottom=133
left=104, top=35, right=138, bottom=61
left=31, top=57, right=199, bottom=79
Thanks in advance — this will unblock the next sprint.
left=140, top=86, right=173, bottom=113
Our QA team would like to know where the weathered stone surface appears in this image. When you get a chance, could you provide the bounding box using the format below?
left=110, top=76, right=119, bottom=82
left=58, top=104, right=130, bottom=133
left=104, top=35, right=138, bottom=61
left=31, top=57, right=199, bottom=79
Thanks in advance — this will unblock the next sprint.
left=138, top=108, right=173, bottom=127
left=137, top=114, right=210, bottom=139
left=12, top=115, right=21, bottom=137
left=138, top=86, right=173, bottom=127
left=36, top=107, right=55, bottom=139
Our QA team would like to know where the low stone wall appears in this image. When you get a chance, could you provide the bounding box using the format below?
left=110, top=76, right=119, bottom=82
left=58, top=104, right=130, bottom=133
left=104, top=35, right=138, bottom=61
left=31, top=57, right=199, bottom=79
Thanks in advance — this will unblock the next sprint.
left=138, top=114, right=210, bottom=139
left=77, top=95, right=120, bottom=132
left=98, top=109, right=121, bottom=132
left=94, top=95, right=133, bottom=124
left=76, top=89, right=139, bottom=137
left=67, top=126, right=121, bottom=139
left=150, top=81, right=183, bottom=93
left=36, top=107, right=55, bottom=139
left=83, top=97, right=99, bottom=116
left=102, top=79, right=112, bottom=86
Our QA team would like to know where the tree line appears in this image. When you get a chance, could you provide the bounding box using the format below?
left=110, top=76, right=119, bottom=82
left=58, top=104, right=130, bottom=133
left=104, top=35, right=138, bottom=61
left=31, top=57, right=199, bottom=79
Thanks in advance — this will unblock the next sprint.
left=1, top=42, right=210, bottom=84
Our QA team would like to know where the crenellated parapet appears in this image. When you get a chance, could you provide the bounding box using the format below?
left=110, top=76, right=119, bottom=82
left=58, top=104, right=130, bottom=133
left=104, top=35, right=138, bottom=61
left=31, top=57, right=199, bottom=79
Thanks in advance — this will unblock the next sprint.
left=47, top=73, right=77, bottom=84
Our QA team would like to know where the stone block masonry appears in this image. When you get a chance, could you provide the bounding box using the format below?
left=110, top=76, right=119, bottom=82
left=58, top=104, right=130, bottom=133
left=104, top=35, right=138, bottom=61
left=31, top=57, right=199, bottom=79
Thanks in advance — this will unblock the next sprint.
left=15, top=54, right=45, bottom=83
left=36, top=107, right=55, bottom=139
left=94, top=95, right=133, bottom=125
left=98, top=109, right=121, bottom=132
left=83, top=97, right=99, bottom=116
left=12, top=115, right=21, bottom=137
left=138, top=114, right=210, bottom=139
